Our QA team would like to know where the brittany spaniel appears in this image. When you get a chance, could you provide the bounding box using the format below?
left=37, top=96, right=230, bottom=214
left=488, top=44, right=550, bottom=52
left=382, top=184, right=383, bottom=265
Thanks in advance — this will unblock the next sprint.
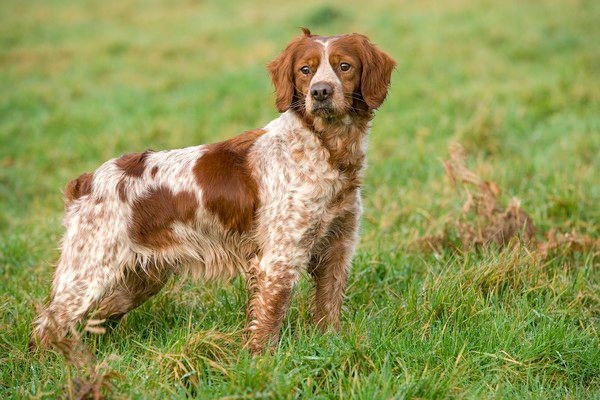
left=31, top=28, right=395, bottom=353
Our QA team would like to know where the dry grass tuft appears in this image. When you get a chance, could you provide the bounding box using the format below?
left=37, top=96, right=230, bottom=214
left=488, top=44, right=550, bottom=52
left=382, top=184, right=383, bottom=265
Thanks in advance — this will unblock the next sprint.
left=417, top=144, right=598, bottom=257
left=68, top=355, right=122, bottom=400
left=443, top=143, right=536, bottom=247
left=540, top=228, right=600, bottom=258
left=155, top=329, right=238, bottom=393
left=33, top=316, right=120, bottom=400
left=418, top=144, right=536, bottom=253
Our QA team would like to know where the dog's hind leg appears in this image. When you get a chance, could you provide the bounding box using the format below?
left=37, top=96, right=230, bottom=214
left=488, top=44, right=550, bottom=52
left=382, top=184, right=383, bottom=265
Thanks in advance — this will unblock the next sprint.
left=29, top=209, right=127, bottom=351
left=94, top=261, right=171, bottom=321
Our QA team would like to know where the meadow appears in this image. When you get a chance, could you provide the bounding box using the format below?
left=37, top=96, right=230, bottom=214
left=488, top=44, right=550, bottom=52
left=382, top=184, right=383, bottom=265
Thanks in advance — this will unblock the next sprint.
left=1, top=0, right=599, bottom=398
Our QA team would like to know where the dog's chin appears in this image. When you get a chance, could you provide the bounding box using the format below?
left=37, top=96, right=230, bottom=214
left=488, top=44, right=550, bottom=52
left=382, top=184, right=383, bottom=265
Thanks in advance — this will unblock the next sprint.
left=310, top=105, right=339, bottom=120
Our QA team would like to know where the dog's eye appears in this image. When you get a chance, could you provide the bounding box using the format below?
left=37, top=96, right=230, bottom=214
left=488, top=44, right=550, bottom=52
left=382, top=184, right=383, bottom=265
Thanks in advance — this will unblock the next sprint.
left=340, top=62, right=351, bottom=72
left=300, top=66, right=310, bottom=75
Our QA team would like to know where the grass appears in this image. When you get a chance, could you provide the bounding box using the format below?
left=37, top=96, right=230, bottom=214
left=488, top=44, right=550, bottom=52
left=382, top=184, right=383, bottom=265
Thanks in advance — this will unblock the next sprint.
left=1, top=0, right=599, bottom=398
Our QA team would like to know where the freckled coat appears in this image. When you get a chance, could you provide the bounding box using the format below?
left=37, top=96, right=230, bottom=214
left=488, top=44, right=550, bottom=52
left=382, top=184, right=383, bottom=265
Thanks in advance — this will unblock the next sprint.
left=31, top=28, right=395, bottom=354
left=58, top=110, right=361, bottom=284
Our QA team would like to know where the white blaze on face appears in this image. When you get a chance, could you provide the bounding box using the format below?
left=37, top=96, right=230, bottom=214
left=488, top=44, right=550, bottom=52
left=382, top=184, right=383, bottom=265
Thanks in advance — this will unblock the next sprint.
left=306, top=38, right=345, bottom=114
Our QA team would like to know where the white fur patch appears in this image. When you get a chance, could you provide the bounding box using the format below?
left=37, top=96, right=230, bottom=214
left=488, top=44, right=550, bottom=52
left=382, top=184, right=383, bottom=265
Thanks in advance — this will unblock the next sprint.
left=306, top=38, right=345, bottom=113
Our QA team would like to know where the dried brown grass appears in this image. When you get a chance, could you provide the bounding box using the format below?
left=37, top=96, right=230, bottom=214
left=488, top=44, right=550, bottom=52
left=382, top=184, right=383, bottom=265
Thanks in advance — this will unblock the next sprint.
left=32, top=315, right=120, bottom=400
left=153, top=329, right=238, bottom=394
left=417, top=144, right=599, bottom=257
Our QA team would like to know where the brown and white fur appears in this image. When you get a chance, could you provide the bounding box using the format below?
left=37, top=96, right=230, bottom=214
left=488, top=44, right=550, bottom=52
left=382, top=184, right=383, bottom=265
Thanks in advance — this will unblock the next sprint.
left=30, top=28, right=395, bottom=354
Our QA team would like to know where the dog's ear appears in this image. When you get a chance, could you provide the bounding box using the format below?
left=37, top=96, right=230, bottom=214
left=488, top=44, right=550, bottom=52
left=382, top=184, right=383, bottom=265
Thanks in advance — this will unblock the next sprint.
left=354, top=34, right=396, bottom=110
left=267, top=28, right=314, bottom=112
left=267, top=41, right=299, bottom=113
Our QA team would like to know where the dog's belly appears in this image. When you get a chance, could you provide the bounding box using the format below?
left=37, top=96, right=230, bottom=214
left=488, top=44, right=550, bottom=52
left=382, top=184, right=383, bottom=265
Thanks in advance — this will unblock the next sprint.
left=175, top=220, right=257, bottom=280
left=131, top=215, right=258, bottom=281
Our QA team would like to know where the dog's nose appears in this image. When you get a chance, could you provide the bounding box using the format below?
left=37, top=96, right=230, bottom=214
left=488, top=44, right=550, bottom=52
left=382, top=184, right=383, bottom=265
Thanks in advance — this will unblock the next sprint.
left=310, top=82, right=333, bottom=102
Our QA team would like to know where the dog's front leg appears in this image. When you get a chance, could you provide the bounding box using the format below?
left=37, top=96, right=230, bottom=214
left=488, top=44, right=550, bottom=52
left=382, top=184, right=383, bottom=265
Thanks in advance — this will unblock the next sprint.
left=308, top=208, right=360, bottom=332
left=245, top=247, right=306, bottom=354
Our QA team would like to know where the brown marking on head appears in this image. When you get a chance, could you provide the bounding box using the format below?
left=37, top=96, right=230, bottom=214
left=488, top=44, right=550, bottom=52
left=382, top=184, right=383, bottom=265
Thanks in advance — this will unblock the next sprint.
left=267, top=30, right=395, bottom=116
left=150, top=166, right=159, bottom=178
left=116, top=179, right=127, bottom=202
left=115, top=150, right=153, bottom=177
left=129, top=186, right=198, bottom=249
left=193, top=129, right=266, bottom=233
left=267, top=32, right=323, bottom=113
left=335, top=34, right=396, bottom=110
left=64, top=173, right=93, bottom=207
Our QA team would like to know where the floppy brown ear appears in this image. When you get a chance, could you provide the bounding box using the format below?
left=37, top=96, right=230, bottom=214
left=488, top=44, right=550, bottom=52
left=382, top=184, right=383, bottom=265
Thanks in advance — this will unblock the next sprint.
left=355, top=35, right=396, bottom=110
left=267, top=42, right=297, bottom=113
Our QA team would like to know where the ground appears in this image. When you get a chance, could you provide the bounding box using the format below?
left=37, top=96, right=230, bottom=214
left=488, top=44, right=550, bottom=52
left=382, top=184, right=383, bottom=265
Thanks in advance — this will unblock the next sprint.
left=1, top=0, right=599, bottom=398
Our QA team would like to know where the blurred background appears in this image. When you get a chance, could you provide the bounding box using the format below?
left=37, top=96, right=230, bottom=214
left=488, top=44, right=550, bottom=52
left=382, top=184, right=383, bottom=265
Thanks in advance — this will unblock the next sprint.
left=1, top=0, right=599, bottom=243
left=1, top=0, right=599, bottom=242
left=1, top=0, right=599, bottom=398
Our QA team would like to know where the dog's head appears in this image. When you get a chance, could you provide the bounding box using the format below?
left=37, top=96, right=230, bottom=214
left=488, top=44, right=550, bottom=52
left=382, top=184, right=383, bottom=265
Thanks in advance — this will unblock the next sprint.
left=268, top=28, right=396, bottom=121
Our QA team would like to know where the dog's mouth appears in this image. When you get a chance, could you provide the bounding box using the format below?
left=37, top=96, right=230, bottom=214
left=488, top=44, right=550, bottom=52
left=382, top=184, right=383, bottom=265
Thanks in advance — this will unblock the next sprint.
left=311, top=103, right=336, bottom=117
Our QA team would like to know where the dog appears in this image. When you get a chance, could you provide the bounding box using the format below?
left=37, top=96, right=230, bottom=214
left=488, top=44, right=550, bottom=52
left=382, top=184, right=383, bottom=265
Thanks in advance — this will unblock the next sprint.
left=30, top=28, right=395, bottom=353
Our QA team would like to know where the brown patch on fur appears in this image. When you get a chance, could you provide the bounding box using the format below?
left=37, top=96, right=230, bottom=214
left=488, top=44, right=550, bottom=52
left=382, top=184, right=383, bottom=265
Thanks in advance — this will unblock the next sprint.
left=116, top=179, right=127, bottom=202
left=329, top=181, right=360, bottom=212
left=335, top=34, right=396, bottom=110
left=268, top=35, right=323, bottom=112
left=193, top=129, right=266, bottom=233
left=115, top=150, right=153, bottom=177
left=129, top=186, right=198, bottom=248
left=291, top=148, right=304, bottom=163
left=64, top=173, right=93, bottom=207
left=320, top=124, right=368, bottom=173
left=291, top=108, right=369, bottom=175
left=151, top=166, right=159, bottom=178
left=310, top=239, right=348, bottom=329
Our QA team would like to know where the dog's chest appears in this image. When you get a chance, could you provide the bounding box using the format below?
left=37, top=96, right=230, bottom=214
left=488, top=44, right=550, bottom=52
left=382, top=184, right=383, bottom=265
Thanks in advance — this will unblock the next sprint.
left=290, top=146, right=362, bottom=248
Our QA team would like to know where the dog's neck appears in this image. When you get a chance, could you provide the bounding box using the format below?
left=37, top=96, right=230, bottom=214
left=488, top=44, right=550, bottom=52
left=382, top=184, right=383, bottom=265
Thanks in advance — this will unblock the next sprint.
left=289, top=109, right=371, bottom=175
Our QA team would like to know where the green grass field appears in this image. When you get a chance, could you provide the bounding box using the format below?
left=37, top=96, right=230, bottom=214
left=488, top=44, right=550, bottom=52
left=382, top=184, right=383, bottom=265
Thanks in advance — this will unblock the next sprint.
left=1, top=0, right=599, bottom=398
